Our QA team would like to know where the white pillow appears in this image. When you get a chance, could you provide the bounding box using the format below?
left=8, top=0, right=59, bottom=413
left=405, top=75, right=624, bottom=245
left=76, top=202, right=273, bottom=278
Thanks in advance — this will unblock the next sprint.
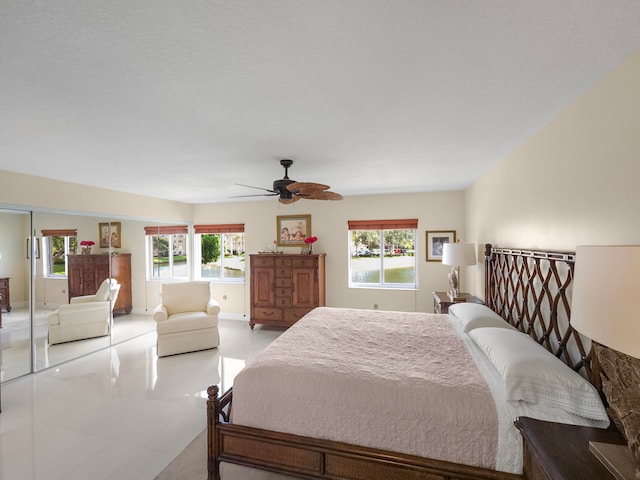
left=468, top=327, right=608, bottom=421
left=448, top=303, right=516, bottom=333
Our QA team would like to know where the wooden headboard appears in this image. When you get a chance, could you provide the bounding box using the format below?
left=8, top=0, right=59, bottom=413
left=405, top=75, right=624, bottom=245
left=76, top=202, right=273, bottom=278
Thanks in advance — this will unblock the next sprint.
left=484, top=243, right=600, bottom=390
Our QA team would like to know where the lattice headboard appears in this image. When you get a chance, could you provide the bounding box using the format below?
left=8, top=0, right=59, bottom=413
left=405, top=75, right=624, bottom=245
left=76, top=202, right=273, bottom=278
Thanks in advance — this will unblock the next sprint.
left=484, top=243, right=600, bottom=390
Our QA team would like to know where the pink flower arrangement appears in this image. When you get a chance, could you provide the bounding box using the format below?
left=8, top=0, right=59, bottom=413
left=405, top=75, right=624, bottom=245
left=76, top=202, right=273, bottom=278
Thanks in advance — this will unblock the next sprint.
left=80, top=240, right=95, bottom=247
left=304, top=236, right=318, bottom=244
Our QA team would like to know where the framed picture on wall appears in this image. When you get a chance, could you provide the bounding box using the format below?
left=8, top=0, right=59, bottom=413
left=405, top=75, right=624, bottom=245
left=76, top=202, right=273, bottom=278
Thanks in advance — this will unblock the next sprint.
left=99, top=222, right=122, bottom=248
left=426, top=230, right=456, bottom=261
left=276, top=215, right=311, bottom=246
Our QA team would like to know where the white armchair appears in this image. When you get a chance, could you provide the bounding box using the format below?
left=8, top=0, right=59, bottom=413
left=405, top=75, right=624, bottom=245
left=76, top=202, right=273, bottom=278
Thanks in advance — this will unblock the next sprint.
left=153, top=281, right=220, bottom=357
left=69, top=277, right=119, bottom=305
left=48, top=278, right=120, bottom=345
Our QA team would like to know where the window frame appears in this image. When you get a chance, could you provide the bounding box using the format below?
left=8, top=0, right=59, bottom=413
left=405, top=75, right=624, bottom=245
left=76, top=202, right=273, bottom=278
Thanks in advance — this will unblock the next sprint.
left=348, top=219, right=418, bottom=290
left=145, top=225, right=190, bottom=281
left=41, top=229, right=77, bottom=278
left=194, top=224, right=245, bottom=283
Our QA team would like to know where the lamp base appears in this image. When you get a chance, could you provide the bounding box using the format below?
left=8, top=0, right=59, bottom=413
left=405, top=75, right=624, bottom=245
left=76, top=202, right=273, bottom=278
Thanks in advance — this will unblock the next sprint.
left=589, top=441, right=637, bottom=480
left=447, top=266, right=460, bottom=300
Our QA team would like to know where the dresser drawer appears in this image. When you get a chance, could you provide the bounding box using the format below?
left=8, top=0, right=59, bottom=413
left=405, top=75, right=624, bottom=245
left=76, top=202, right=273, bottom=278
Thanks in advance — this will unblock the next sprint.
left=274, top=257, right=292, bottom=267
left=275, top=296, right=292, bottom=308
left=275, top=277, right=292, bottom=288
left=275, top=267, right=291, bottom=277
left=252, top=307, right=283, bottom=321
left=275, top=287, right=291, bottom=298
left=291, top=257, right=317, bottom=268
left=252, top=256, right=275, bottom=267
left=284, top=307, right=313, bottom=323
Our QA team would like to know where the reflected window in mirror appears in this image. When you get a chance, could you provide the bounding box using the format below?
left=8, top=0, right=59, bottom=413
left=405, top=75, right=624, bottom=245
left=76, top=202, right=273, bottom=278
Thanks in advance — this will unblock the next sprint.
left=41, top=229, right=77, bottom=277
left=145, top=225, right=189, bottom=280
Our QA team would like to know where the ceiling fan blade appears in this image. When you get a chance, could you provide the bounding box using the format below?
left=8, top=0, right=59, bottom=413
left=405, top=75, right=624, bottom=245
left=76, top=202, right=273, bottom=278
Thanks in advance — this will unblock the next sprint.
left=235, top=183, right=277, bottom=194
left=229, top=193, right=279, bottom=198
left=304, top=191, right=344, bottom=200
left=287, top=182, right=330, bottom=193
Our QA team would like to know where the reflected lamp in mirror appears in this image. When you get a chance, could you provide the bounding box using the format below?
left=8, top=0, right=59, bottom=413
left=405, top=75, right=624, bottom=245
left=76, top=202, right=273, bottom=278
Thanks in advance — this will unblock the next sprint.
left=572, top=245, right=640, bottom=480
left=441, top=242, right=476, bottom=301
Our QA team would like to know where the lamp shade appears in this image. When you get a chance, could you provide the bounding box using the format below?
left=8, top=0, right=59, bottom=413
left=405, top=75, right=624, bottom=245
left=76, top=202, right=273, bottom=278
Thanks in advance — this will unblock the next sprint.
left=572, top=245, right=640, bottom=359
left=442, top=243, right=476, bottom=267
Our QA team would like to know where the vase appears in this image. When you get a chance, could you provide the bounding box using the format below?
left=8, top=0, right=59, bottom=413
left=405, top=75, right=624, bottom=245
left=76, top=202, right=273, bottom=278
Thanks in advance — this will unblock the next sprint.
left=81, top=247, right=92, bottom=255
left=301, top=244, right=313, bottom=255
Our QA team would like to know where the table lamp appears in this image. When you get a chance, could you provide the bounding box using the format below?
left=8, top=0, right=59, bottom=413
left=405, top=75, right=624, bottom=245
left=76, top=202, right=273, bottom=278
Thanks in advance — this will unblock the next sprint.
left=441, top=242, right=476, bottom=301
left=572, top=245, right=640, bottom=480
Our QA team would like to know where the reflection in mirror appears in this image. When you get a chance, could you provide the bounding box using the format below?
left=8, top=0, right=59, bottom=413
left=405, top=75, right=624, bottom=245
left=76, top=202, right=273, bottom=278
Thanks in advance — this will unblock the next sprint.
left=33, top=212, right=112, bottom=372
left=110, top=220, right=160, bottom=344
left=0, top=208, right=33, bottom=382
left=1, top=208, right=166, bottom=382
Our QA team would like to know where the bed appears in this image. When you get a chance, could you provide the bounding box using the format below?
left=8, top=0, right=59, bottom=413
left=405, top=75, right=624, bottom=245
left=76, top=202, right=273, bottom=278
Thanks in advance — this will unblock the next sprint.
left=207, top=244, right=609, bottom=480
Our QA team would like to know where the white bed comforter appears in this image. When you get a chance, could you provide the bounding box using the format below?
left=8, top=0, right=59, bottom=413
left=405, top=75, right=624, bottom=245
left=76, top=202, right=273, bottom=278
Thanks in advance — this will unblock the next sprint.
left=231, top=307, right=609, bottom=476
left=233, top=307, right=499, bottom=470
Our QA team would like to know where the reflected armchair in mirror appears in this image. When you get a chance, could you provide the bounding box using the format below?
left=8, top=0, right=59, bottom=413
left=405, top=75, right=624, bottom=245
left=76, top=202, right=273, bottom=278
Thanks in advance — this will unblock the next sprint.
left=47, top=279, right=120, bottom=345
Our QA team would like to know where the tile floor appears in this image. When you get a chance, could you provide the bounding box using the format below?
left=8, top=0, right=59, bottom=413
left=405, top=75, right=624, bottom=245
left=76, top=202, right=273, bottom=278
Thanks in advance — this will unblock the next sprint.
left=0, top=318, right=284, bottom=480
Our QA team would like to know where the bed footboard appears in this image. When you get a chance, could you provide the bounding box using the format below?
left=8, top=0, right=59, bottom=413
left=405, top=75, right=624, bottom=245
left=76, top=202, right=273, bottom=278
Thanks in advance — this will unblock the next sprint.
left=207, top=385, right=232, bottom=480
left=206, top=385, right=520, bottom=480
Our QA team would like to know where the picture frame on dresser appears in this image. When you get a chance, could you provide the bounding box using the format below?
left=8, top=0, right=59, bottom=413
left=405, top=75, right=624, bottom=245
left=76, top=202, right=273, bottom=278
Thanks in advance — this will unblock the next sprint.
left=425, top=230, right=456, bottom=261
left=99, top=222, right=121, bottom=248
left=276, top=214, right=311, bottom=246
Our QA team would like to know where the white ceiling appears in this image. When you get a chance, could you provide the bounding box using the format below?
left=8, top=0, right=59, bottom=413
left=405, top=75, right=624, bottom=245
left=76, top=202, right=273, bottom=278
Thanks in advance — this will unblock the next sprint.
left=1, top=1, right=639, bottom=204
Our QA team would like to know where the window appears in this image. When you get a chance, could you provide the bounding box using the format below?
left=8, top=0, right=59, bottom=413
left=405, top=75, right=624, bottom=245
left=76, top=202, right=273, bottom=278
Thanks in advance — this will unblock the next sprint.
left=194, top=224, right=245, bottom=282
left=145, top=226, right=189, bottom=280
left=41, top=229, right=77, bottom=277
left=348, top=219, right=417, bottom=288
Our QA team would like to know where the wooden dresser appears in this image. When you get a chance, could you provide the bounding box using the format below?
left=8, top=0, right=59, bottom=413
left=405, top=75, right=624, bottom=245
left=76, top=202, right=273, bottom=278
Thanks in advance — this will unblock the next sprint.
left=0, top=277, right=11, bottom=313
left=249, top=253, right=325, bottom=329
left=68, top=254, right=132, bottom=314
left=0, top=276, right=10, bottom=328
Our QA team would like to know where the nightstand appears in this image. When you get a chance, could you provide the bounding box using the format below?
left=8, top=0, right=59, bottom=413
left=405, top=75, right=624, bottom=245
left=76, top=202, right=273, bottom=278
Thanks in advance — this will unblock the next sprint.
left=515, top=416, right=628, bottom=480
left=432, top=291, right=482, bottom=314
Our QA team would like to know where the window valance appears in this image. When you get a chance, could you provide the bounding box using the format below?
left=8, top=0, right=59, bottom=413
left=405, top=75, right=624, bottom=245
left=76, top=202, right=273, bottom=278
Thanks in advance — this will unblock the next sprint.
left=41, top=229, right=78, bottom=237
left=194, top=224, right=245, bottom=234
left=347, top=219, right=418, bottom=230
left=144, top=225, right=189, bottom=235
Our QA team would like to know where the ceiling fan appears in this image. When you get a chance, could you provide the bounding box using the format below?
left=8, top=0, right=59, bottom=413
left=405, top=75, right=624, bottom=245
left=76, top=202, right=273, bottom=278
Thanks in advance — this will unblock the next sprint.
left=233, top=159, right=343, bottom=204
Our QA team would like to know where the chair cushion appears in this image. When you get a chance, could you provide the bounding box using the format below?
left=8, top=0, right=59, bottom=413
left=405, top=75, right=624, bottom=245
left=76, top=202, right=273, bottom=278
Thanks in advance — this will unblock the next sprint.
left=162, top=281, right=212, bottom=316
left=156, top=311, right=218, bottom=335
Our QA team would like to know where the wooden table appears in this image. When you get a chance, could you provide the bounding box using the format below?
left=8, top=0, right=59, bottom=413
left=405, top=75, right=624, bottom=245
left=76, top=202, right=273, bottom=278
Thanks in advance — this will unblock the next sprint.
left=515, top=416, right=629, bottom=480
left=432, top=291, right=482, bottom=314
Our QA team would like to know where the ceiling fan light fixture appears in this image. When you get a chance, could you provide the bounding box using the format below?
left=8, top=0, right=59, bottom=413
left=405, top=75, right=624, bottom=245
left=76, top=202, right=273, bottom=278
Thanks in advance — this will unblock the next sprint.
left=279, top=195, right=300, bottom=204
left=235, top=159, right=343, bottom=203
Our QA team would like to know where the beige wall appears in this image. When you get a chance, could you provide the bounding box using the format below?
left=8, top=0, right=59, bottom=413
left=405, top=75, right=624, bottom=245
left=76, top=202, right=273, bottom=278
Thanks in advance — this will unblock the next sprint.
left=0, top=169, right=193, bottom=223
left=465, top=49, right=640, bottom=297
left=194, top=189, right=466, bottom=315
left=1, top=172, right=466, bottom=316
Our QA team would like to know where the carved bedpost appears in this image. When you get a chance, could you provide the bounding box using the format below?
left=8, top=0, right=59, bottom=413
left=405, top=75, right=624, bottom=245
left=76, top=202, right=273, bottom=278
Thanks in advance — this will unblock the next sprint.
left=207, top=385, right=220, bottom=480
left=484, top=244, right=493, bottom=307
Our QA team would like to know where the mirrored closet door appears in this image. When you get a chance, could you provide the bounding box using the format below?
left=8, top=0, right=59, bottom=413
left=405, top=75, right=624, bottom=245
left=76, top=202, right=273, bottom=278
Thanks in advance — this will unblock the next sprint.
left=1, top=207, right=161, bottom=382
left=0, top=207, right=33, bottom=382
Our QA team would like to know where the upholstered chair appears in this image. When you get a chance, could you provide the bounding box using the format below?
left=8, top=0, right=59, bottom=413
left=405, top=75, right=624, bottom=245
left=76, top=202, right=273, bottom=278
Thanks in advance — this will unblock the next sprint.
left=48, top=278, right=120, bottom=345
left=153, top=281, right=220, bottom=357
